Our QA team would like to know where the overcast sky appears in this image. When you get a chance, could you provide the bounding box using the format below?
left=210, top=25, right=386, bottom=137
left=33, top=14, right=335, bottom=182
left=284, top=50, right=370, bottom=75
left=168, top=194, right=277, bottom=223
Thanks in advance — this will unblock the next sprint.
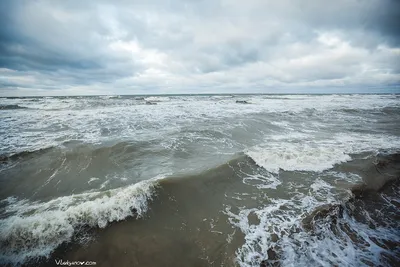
left=0, top=0, right=399, bottom=96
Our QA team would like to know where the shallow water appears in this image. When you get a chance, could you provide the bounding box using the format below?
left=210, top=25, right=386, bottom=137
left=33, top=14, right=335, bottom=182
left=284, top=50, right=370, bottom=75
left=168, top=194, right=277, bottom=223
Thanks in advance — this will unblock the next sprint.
left=0, top=94, right=399, bottom=266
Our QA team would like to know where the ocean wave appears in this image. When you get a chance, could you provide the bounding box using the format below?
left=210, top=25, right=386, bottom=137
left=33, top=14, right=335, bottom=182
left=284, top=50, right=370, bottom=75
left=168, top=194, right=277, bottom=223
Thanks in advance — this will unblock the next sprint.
left=245, top=143, right=351, bottom=173
left=0, top=141, right=152, bottom=168
left=0, top=176, right=163, bottom=266
left=0, top=147, right=55, bottom=164
left=211, top=95, right=234, bottom=99
left=0, top=105, right=28, bottom=110
left=245, top=133, right=400, bottom=174
left=144, top=96, right=170, bottom=102
left=351, top=152, right=400, bottom=193
left=381, top=106, right=400, bottom=115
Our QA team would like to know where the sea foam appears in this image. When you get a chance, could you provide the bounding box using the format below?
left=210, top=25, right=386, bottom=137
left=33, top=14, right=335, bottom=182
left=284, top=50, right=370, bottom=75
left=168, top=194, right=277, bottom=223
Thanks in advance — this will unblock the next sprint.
left=245, top=142, right=351, bottom=173
left=144, top=96, right=170, bottom=102
left=245, top=133, right=400, bottom=173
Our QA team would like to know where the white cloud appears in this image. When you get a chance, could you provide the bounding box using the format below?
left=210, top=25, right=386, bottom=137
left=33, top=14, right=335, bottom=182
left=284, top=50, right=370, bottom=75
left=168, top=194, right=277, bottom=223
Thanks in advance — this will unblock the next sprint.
left=0, top=0, right=399, bottom=96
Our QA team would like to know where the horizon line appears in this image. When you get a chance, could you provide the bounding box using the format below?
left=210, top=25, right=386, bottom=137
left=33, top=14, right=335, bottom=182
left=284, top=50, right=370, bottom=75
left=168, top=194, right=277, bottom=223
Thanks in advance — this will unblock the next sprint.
left=1, top=92, right=400, bottom=98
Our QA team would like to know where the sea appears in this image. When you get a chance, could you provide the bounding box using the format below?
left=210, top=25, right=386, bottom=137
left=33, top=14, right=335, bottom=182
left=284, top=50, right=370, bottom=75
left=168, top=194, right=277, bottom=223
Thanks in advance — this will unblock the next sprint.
left=0, top=94, right=399, bottom=267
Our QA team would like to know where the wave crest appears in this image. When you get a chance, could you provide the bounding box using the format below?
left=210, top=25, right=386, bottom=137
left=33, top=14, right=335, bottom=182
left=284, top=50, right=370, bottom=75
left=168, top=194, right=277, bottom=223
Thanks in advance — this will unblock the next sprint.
left=245, top=143, right=351, bottom=173
left=0, top=177, right=162, bottom=265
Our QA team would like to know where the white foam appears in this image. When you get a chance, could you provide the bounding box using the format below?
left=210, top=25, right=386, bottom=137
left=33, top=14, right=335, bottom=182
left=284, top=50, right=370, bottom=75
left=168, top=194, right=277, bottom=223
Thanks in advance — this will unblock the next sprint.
left=225, top=198, right=300, bottom=267
left=87, top=177, right=100, bottom=184
left=242, top=174, right=281, bottom=189
left=228, top=170, right=400, bottom=267
left=325, top=171, right=363, bottom=184
left=245, top=142, right=351, bottom=173
left=333, top=132, right=400, bottom=154
left=225, top=188, right=342, bottom=267
left=310, top=179, right=334, bottom=193
left=245, top=132, right=400, bottom=174
left=2, top=94, right=399, bottom=157
left=279, top=207, right=400, bottom=267
left=100, top=95, right=120, bottom=99
left=211, top=95, right=233, bottom=99
left=144, top=96, right=170, bottom=102
left=0, top=176, right=163, bottom=265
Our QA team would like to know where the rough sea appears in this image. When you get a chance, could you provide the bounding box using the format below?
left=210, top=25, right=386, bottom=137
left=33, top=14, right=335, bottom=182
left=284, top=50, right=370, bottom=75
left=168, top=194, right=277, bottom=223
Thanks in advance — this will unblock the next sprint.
left=0, top=94, right=399, bottom=267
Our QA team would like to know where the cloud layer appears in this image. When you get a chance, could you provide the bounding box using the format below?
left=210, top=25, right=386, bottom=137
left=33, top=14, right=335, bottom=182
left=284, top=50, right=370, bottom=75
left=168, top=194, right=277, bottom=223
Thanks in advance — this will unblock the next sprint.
left=1, top=0, right=399, bottom=95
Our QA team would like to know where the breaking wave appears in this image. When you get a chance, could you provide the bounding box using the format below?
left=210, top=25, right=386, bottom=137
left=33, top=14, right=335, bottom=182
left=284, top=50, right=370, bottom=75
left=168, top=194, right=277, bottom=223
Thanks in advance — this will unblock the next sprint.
left=245, top=142, right=351, bottom=173
left=0, top=176, right=163, bottom=266
left=244, top=133, right=400, bottom=173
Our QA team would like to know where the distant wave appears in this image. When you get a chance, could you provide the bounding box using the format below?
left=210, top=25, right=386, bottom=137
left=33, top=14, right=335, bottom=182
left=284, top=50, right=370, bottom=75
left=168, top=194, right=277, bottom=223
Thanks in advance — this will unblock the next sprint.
left=339, top=108, right=362, bottom=114
left=144, top=96, right=170, bottom=102
left=381, top=106, right=400, bottom=115
left=0, top=147, right=55, bottom=164
left=0, top=105, right=28, bottom=110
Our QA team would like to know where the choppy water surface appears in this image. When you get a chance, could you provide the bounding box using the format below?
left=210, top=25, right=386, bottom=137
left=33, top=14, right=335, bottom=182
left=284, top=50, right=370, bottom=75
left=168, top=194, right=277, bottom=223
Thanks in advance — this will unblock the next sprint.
left=0, top=94, right=399, bottom=266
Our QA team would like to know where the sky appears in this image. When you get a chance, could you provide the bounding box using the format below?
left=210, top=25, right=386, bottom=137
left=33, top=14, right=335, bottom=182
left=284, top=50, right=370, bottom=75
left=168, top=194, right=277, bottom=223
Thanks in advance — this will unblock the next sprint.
left=0, top=0, right=399, bottom=96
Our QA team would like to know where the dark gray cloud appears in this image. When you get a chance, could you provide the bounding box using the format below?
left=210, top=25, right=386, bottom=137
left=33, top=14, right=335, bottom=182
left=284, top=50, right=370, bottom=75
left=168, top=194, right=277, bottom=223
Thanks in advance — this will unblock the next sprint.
left=0, top=0, right=399, bottom=96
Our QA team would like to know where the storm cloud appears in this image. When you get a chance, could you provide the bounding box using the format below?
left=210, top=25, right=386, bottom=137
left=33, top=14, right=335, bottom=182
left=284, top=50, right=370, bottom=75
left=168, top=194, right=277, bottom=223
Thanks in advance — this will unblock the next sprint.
left=0, top=0, right=399, bottom=95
